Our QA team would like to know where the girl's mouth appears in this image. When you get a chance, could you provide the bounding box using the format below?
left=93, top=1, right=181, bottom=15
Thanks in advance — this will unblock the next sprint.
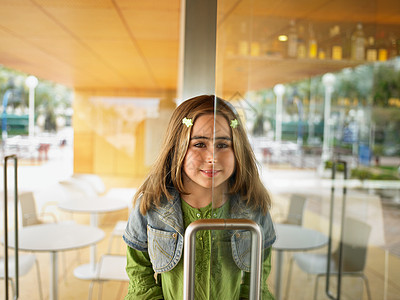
left=201, top=170, right=219, bottom=177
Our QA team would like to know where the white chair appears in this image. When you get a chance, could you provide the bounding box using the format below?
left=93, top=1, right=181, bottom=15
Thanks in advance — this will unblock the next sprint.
left=284, top=194, right=307, bottom=225
left=72, top=173, right=107, bottom=195
left=19, top=191, right=75, bottom=282
left=107, top=220, right=127, bottom=254
left=19, top=191, right=57, bottom=227
left=275, top=194, right=307, bottom=225
left=286, top=217, right=372, bottom=300
left=63, top=176, right=135, bottom=253
left=0, top=254, right=43, bottom=300
left=106, top=188, right=136, bottom=254
left=83, top=181, right=134, bottom=254
left=88, top=254, right=129, bottom=300
left=59, top=178, right=98, bottom=199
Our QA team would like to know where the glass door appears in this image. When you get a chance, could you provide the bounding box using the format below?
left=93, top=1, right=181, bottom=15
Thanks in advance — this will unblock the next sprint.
left=213, top=0, right=400, bottom=299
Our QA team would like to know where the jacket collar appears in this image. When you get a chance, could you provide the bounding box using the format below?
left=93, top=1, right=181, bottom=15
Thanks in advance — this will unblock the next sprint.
left=153, top=189, right=185, bottom=236
left=229, top=194, right=254, bottom=219
left=153, top=189, right=254, bottom=236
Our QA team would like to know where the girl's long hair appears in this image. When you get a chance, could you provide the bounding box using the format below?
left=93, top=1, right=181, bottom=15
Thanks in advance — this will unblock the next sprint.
left=134, top=95, right=271, bottom=215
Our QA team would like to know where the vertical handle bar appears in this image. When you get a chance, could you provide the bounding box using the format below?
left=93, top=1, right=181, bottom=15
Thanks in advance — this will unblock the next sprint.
left=4, top=155, right=18, bottom=300
left=183, top=219, right=262, bottom=300
left=326, top=160, right=347, bottom=300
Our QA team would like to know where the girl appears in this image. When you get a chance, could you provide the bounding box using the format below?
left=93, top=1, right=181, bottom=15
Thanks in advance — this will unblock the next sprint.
left=123, top=95, right=276, bottom=299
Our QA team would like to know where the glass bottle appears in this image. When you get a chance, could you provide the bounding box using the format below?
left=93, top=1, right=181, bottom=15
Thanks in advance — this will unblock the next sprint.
left=318, top=32, right=327, bottom=60
left=351, top=23, right=366, bottom=61
left=376, top=30, right=388, bottom=61
left=308, top=24, right=318, bottom=59
left=250, top=21, right=261, bottom=57
left=297, top=25, right=307, bottom=58
left=250, top=41, right=261, bottom=56
left=388, top=33, right=398, bottom=59
left=342, top=30, right=352, bottom=60
left=330, top=25, right=342, bottom=60
left=287, top=20, right=298, bottom=58
left=238, top=21, right=249, bottom=56
left=366, top=36, right=377, bottom=62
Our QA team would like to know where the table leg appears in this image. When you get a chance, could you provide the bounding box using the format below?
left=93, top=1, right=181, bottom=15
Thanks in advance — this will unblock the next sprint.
left=73, top=213, right=99, bottom=279
left=49, top=251, right=58, bottom=300
left=275, top=250, right=284, bottom=300
left=90, top=213, right=98, bottom=273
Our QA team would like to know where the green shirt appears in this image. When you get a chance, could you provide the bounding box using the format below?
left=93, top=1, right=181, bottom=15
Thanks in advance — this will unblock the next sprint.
left=125, top=200, right=274, bottom=299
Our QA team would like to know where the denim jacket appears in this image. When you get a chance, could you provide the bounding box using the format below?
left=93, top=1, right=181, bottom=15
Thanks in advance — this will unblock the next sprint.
left=123, top=189, right=276, bottom=273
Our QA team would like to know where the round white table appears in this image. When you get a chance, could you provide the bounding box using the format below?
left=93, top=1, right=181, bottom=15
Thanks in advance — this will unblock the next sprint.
left=58, top=196, right=128, bottom=279
left=273, top=224, right=328, bottom=300
left=5, top=223, right=104, bottom=300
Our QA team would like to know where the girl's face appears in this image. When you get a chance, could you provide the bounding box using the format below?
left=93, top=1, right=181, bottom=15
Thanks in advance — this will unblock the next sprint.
left=182, top=114, right=235, bottom=193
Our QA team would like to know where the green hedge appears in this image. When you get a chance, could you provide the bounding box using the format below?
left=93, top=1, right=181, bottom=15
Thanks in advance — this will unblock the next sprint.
left=350, top=167, right=399, bottom=180
left=324, top=160, right=345, bottom=172
left=325, top=160, right=399, bottom=180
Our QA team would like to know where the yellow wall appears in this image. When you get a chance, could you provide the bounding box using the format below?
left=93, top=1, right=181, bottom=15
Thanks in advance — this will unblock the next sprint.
left=73, top=89, right=176, bottom=179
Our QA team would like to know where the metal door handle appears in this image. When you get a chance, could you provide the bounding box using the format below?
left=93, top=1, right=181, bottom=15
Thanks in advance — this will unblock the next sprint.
left=3, top=155, right=19, bottom=299
left=183, top=218, right=262, bottom=300
left=326, top=160, right=347, bottom=300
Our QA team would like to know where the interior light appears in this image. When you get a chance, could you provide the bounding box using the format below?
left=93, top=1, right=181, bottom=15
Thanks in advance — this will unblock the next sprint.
left=278, top=35, right=288, bottom=42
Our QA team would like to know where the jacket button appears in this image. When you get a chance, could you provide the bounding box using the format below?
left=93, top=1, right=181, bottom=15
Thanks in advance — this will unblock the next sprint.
left=196, top=213, right=201, bottom=218
left=236, top=233, right=240, bottom=238
left=172, top=233, right=177, bottom=238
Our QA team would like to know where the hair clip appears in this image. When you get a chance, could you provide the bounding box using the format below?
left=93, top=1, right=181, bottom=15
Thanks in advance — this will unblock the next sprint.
left=182, top=117, right=193, bottom=127
left=230, top=119, right=239, bottom=129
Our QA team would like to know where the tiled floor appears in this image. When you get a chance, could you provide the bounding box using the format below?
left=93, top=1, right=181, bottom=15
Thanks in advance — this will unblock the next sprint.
left=1, top=144, right=400, bottom=299
left=10, top=210, right=400, bottom=300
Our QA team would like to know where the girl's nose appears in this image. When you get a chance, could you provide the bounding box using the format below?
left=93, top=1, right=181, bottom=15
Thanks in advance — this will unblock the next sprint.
left=206, top=153, right=216, bottom=163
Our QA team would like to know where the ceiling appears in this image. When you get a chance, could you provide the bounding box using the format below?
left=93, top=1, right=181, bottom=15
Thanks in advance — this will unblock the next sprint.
left=0, top=0, right=181, bottom=93
left=0, top=0, right=399, bottom=97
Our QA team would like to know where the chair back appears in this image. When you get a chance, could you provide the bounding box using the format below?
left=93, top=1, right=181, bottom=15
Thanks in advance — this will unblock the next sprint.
left=96, top=255, right=129, bottom=281
left=286, top=194, right=307, bottom=225
left=334, top=217, right=371, bottom=272
left=0, top=254, right=37, bottom=278
left=59, top=178, right=97, bottom=198
left=72, top=174, right=106, bottom=195
left=19, top=192, right=41, bottom=227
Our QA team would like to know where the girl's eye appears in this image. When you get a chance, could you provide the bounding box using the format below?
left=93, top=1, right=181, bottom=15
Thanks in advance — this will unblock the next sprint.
left=216, top=143, right=229, bottom=149
left=194, top=142, right=206, bottom=148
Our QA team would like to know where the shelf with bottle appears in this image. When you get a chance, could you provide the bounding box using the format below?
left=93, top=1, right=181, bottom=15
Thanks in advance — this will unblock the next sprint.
left=225, top=50, right=367, bottom=69
left=220, top=53, right=363, bottom=94
left=228, top=20, right=400, bottom=64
